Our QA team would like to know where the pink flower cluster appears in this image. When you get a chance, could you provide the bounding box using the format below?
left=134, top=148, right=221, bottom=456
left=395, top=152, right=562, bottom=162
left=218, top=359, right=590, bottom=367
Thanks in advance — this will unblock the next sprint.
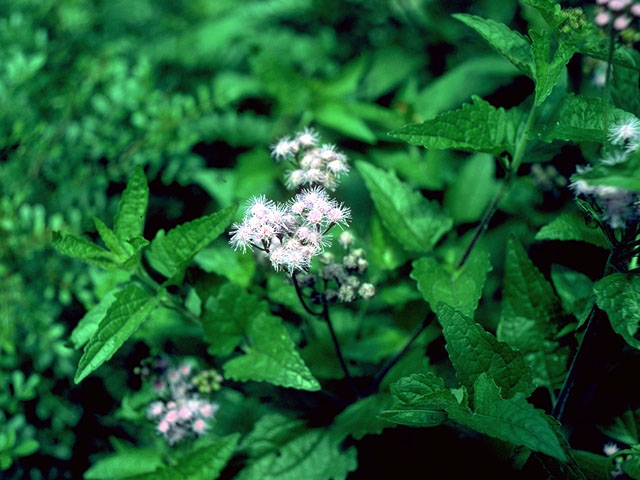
left=270, top=128, right=349, bottom=191
left=595, top=0, right=640, bottom=30
left=229, top=187, right=350, bottom=274
left=146, top=362, right=220, bottom=445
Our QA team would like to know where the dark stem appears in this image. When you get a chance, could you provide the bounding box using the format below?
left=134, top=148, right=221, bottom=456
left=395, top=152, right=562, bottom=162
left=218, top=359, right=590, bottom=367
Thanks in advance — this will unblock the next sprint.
left=552, top=248, right=618, bottom=421
left=367, top=312, right=434, bottom=395
left=456, top=181, right=508, bottom=269
left=322, top=301, right=359, bottom=399
left=291, top=271, right=322, bottom=316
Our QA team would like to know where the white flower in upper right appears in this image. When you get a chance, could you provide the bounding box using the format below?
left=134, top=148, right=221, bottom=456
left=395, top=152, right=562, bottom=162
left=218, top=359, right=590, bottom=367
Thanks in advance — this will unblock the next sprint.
left=608, top=116, right=640, bottom=146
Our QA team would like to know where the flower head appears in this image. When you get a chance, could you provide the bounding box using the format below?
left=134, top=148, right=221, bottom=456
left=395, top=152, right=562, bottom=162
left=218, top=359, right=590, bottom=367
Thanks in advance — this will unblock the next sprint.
left=608, top=117, right=640, bottom=146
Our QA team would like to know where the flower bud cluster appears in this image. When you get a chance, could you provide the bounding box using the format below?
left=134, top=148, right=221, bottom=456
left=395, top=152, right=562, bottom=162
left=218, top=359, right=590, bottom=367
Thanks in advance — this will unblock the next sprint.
left=139, top=358, right=220, bottom=445
left=229, top=187, right=351, bottom=274
left=595, top=0, right=640, bottom=31
left=270, top=128, right=349, bottom=191
left=316, top=231, right=375, bottom=304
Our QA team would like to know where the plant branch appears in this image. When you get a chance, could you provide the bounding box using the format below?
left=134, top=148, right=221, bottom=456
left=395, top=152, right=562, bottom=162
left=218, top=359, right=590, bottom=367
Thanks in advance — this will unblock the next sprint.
left=291, top=271, right=323, bottom=316
left=456, top=102, right=537, bottom=269
left=367, top=311, right=435, bottom=395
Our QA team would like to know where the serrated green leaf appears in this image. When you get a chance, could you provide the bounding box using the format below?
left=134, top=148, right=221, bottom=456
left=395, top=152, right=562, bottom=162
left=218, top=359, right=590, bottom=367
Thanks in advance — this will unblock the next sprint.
left=531, top=29, right=575, bottom=106
left=436, top=302, right=535, bottom=399
left=598, top=407, right=640, bottom=445
left=202, top=283, right=269, bottom=356
left=498, top=237, right=567, bottom=391
left=223, top=312, right=320, bottom=391
left=94, top=217, right=127, bottom=257
left=390, top=96, right=520, bottom=154
left=536, top=211, right=609, bottom=248
left=75, top=284, right=158, bottom=383
left=236, top=428, right=357, bottom=480
left=369, top=213, right=409, bottom=270
left=114, top=167, right=149, bottom=242
left=380, top=373, right=457, bottom=427
left=240, top=414, right=307, bottom=458
left=537, top=94, right=626, bottom=143
left=331, top=394, right=394, bottom=440
left=127, top=433, right=239, bottom=480
left=411, top=248, right=492, bottom=318
left=52, top=231, right=117, bottom=270
left=453, top=14, right=534, bottom=77
left=595, top=273, right=640, bottom=350
left=446, top=374, right=568, bottom=461
left=147, top=205, right=236, bottom=281
left=523, top=0, right=640, bottom=71
left=84, top=449, right=163, bottom=479
left=357, top=161, right=452, bottom=253
left=444, top=153, right=498, bottom=223
left=70, top=289, right=119, bottom=349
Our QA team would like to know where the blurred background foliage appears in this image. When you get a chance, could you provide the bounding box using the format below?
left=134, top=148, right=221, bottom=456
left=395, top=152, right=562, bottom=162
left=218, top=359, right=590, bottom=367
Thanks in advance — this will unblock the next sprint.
left=0, top=0, right=612, bottom=478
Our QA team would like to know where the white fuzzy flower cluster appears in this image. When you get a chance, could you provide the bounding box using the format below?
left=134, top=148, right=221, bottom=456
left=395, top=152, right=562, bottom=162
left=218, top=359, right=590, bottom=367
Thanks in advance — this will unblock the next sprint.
left=270, top=128, right=349, bottom=190
left=595, top=0, right=640, bottom=30
left=570, top=175, right=638, bottom=229
left=145, top=361, right=220, bottom=445
left=229, top=187, right=351, bottom=274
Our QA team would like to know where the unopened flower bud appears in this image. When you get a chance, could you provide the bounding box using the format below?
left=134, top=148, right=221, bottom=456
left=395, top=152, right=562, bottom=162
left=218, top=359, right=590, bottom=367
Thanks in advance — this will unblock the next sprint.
left=319, top=252, right=335, bottom=265
left=357, top=258, right=368, bottom=274
left=338, top=284, right=356, bottom=302
left=338, top=231, right=354, bottom=248
left=343, top=254, right=358, bottom=270
left=358, top=283, right=375, bottom=299
left=346, top=275, right=360, bottom=288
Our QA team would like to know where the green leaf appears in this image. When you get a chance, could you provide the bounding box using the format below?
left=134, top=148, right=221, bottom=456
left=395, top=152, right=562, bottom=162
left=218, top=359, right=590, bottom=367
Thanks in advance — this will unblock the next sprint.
left=390, top=96, right=520, bottom=154
left=236, top=428, right=357, bottom=480
left=571, top=450, right=614, bottom=480
left=535, top=211, right=609, bottom=248
left=380, top=373, right=457, bottom=427
left=52, top=231, right=117, bottom=270
left=411, top=248, right=492, bottom=318
left=531, top=29, right=575, bottom=106
left=331, top=394, right=394, bottom=440
left=357, top=161, right=452, bottom=253
left=595, top=273, right=640, bottom=350
left=453, top=14, right=534, bottom=77
left=194, top=244, right=255, bottom=287
left=498, top=237, right=567, bottom=391
left=622, top=455, right=640, bottom=479
left=550, top=264, right=594, bottom=325
left=537, top=94, right=626, bottom=143
left=70, top=289, right=119, bottom=349
left=84, top=449, right=163, bottom=479
left=446, top=374, right=568, bottom=461
left=598, top=407, right=640, bottom=445
left=75, top=284, right=158, bottom=383
left=202, top=283, right=269, bottom=356
left=573, top=152, right=640, bottom=193
left=94, top=217, right=127, bottom=258
left=127, top=433, right=239, bottom=480
left=114, top=167, right=149, bottom=242
left=147, top=205, right=236, bottom=281
left=314, top=103, right=376, bottom=144
left=223, top=312, right=320, bottom=391
left=410, top=55, right=520, bottom=120
left=444, top=153, right=498, bottom=223
left=435, top=302, right=535, bottom=399
left=13, top=439, right=39, bottom=458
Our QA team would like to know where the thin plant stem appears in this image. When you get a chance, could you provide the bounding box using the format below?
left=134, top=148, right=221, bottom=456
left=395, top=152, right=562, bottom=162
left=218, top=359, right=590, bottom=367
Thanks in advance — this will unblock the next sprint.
left=456, top=102, right=537, bottom=270
left=552, top=247, right=617, bottom=421
left=322, top=301, right=359, bottom=398
left=603, top=25, right=615, bottom=149
left=291, top=271, right=322, bottom=316
left=291, top=271, right=358, bottom=397
left=367, top=312, right=435, bottom=394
